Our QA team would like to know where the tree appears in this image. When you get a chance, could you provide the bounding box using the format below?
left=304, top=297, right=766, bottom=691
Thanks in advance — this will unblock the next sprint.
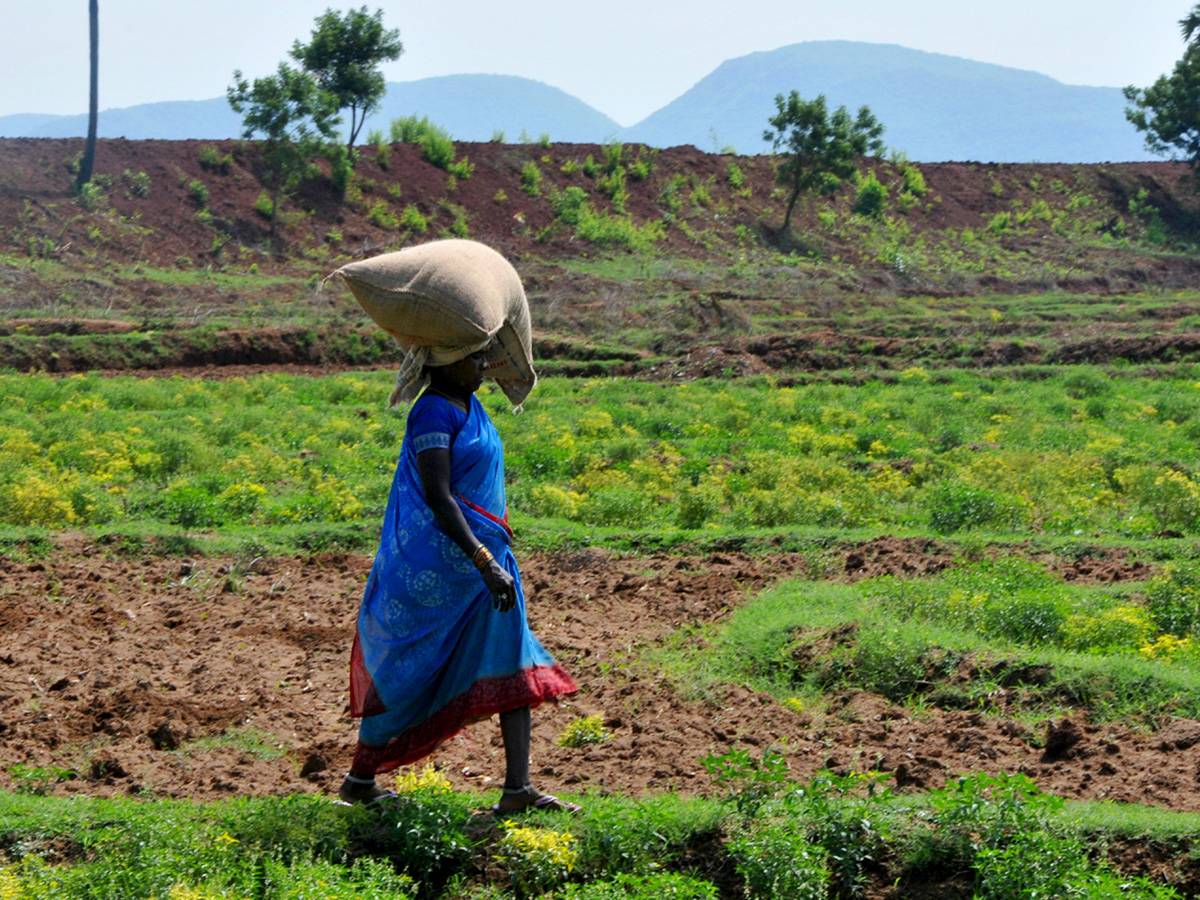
left=290, top=6, right=402, bottom=151
left=1182, top=4, right=1200, bottom=41
left=1125, top=6, right=1200, bottom=185
left=74, top=0, right=99, bottom=192
left=227, top=63, right=341, bottom=236
left=763, top=92, right=885, bottom=231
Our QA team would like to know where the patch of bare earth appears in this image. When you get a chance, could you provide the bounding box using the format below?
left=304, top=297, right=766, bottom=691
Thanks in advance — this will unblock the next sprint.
left=0, top=537, right=1194, bottom=820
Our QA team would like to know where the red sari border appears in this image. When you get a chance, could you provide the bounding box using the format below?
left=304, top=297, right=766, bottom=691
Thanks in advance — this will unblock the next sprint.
left=351, top=664, right=578, bottom=775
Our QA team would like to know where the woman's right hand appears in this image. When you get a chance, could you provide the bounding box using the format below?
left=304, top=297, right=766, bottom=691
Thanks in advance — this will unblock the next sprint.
left=482, top=560, right=517, bottom=612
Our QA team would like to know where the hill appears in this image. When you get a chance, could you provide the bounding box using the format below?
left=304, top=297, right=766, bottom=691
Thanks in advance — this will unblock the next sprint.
left=361, top=74, right=622, bottom=144
left=0, top=42, right=1159, bottom=163
left=622, top=41, right=1155, bottom=162
left=0, top=75, right=620, bottom=145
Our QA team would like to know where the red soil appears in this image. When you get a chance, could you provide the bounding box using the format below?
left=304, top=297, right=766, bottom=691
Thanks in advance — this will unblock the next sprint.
left=2, top=536, right=1192, bottom=817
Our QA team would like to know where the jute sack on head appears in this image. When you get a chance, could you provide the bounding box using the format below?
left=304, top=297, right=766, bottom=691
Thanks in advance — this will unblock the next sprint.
left=332, top=239, right=536, bottom=407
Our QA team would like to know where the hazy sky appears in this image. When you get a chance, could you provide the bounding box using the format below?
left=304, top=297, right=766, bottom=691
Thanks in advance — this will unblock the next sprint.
left=0, top=0, right=1192, bottom=125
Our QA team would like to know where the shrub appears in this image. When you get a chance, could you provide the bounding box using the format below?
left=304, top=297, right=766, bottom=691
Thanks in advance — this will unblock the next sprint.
left=447, top=156, right=474, bottom=179
left=187, top=180, right=209, bottom=207
left=374, top=141, right=392, bottom=169
left=389, top=114, right=457, bottom=170
left=121, top=169, right=151, bottom=197
left=926, top=481, right=1022, bottom=533
left=986, top=212, right=1013, bottom=235
left=852, top=171, right=887, bottom=219
left=553, top=872, right=717, bottom=900
left=420, top=130, right=456, bottom=169
left=75, top=180, right=106, bottom=211
left=447, top=208, right=469, bottom=237
left=727, top=161, right=748, bottom=189
left=1116, top=465, right=1200, bottom=533
left=729, top=824, right=828, bottom=900
left=366, top=200, right=398, bottom=228
left=497, top=822, right=578, bottom=896
left=253, top=191, right=274, bottom=218
left=373, top=792, right=473, bottom=884
left=521, top=161, right=544, bottom=196
left=900, top=163, right=928, bottom=196
left=556, top=715, right=611, bottom=747
left=1063, top=605, right=1155, bottom=652
left=197, top=145, right=233, bottom=174
left=400, top=204, right=428, bottom=233
left=853, top=629, right=933, bottom=700
left=982, top=595, right=1065, bottom=645
left=1146, top=562, right=1200, bottom=635
left=551, top=186, right=590, bottom=225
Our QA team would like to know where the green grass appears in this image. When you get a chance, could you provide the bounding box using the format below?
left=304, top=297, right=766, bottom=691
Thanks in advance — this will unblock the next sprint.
left=0, top=773, right=1190, bottom=899
left=660, top=564, right=1200, bottom=724
left=10, top=367, right=1200, bottom=552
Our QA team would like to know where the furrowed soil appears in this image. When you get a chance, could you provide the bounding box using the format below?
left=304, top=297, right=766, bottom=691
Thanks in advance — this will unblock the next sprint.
left=1, top=536, right=1195, bottom=814
left=4, top=139, right=1200, bottom=894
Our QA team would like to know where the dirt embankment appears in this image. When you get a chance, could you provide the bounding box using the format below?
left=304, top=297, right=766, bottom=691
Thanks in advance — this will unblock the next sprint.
left=2, top=137, right=1198, bottom=291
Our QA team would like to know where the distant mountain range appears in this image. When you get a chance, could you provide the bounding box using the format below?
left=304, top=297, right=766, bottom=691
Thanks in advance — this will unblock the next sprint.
left=0, top=41, right=1156, bottom=163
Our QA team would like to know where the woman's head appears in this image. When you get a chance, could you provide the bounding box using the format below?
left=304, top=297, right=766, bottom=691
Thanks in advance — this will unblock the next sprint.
left=428, top=348, right=489, bottom=395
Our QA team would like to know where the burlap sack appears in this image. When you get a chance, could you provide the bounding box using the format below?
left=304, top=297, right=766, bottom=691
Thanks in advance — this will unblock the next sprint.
left=332, top=240, right=536, bottom=406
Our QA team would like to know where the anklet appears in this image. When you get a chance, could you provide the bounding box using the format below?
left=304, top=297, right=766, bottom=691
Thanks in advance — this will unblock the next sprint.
left=344, top=773, right=377, bottom=785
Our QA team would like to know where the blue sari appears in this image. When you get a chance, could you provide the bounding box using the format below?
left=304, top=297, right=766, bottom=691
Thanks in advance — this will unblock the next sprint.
left=349, top=392, right=576, bottom=772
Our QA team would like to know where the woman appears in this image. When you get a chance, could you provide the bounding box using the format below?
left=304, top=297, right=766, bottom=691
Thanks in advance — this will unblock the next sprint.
left=339, top=348, right=580, bottom=812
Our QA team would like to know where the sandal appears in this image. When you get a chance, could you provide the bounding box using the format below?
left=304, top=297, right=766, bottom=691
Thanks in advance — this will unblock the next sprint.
left=338, top=774, right=398, bottom=806
left=491, top=784, right=582, bottom=815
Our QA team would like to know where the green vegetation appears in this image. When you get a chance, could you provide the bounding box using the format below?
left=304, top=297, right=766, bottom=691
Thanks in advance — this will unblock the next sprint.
left=763, top=91, right=885, bottom=230
left=197, top=145, right=233, bottom=174
left=9, top=367, right=1200, bottom=548
left=226, top=63, right=341, bottom=233
left=289, top=6, right=403, bottom=150
left=556, top=715, right=612, bottom=748
left=388, top=114, right=473, bottom=178
left=1125, top=4, right=1200, bottom=189
left=521, top=160, right=544, bottom=196
left=669, top=561, right=1200, bottom=723
left=544, top=186, right=664, bottom=250
left=1, top=767, right=1192, bottom=898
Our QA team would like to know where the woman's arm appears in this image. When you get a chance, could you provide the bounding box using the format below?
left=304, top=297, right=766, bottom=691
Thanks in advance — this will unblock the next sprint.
left=417, top=447, right=517, bottom=611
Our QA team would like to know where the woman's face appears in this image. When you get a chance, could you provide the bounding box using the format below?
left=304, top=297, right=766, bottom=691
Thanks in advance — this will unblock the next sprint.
left=437, top=349, right=489, bottom=394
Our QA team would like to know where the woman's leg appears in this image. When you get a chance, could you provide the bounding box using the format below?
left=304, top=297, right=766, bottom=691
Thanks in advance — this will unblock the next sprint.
left=338, top=741, right=396, bottom=804
left=500, top=705, right=532, bottom=790
left=495, top=705, right=581, bottom=813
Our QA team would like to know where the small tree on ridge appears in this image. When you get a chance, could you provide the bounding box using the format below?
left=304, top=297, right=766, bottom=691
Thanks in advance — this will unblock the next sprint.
left=763, top=91, right=885, bottom=231
left=227, top=63, right=341, bottom=237
left=290, top=6, right=402, bottom=151
left=1125, top=4, right=1200, bottom=188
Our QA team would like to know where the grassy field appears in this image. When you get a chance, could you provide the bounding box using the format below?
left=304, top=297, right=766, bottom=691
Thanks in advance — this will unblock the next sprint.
left=3, top=769, right=1199, bottom=899
left=5, top=365, right=1200, bottom=547
left=6, top=136, right=1200, bottom=897
left=4, top=362, right=1200, bottom=896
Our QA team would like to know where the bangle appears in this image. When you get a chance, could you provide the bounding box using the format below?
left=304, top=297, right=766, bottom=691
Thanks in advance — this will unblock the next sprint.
left=472, top=544, right=494, bottom=570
